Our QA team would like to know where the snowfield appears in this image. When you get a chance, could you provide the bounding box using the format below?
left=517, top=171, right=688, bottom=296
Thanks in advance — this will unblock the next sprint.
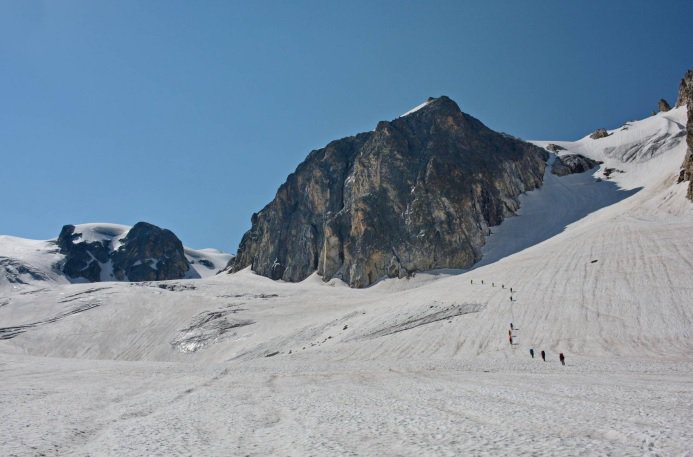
left=1, top=107, right=692, bottom=456
left=2, top=354, right=692, bottom=456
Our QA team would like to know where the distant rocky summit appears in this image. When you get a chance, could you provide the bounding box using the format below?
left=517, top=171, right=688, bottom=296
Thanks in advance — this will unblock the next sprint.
left=58, top=222, right=191, bottom=282
left=551, top=154, right=600, bottom=176
left=675, top=70, right=693, bottom=200
left=231, top=96, right=548, bottom=287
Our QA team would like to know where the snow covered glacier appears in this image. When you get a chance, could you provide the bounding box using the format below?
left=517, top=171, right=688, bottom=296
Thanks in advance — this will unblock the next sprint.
left=0, top=104, right=691, bottom=456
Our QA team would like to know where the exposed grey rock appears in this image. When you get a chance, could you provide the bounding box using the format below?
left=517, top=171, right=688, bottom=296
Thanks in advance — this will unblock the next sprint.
left=196, top=259, right=215, bottom=269
left=675, top=70, right=693, bottom=108
left=57, top=225, right=110, bottom=282
left=111, top=222, right=190, bottom=282
left=590, top=128, right=610, bottom=140
left=545, top=144, right=565, bottom=153
left=674, top=69, right=693, bottom=200
left=603, top=167, right=624, bottom=179
left=231, top=96, right=548, bottom=287
left=551, top=154, right=600, bottom=176
left=361, top=303, right=484, bottom=339
left=658, top=99, right=671, bottom=112
left=170, top=308, right=254, bottom=353
left=57, top=222, right=191, bottom=282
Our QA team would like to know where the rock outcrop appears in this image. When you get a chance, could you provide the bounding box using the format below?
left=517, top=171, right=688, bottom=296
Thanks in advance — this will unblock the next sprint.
left=658, top=99, right=671, bottom=112
left=675, top=70, right=693, bottom=108
left=57, top=225, right=112, bottom=282
left=545, top=144, right=566, bottom=153
left=551, top=154, right=600, bottom=176
left=231, top=96, right=548, bottom=287
left=111, top=223, right=190, bottom=281
left=58, top=222, right=191, bottom=282
left=675, top=70, right=693, bottom=200
left=589, top=128, right=610, bottom=140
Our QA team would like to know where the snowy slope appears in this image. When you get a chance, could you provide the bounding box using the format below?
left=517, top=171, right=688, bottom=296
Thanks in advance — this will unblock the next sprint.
left=0, top=236, right=68, bottom=288
left=532, top=107, right=689, bottom=207
left=1, top=106, right=691, bottom=456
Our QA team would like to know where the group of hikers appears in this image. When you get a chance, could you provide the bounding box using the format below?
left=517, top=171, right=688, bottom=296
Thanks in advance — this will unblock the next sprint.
left=528, top=346, right=565, bottom=365
left=471, top=279, right=567, bottom=366
left=510, top=322, right=566, bottom=366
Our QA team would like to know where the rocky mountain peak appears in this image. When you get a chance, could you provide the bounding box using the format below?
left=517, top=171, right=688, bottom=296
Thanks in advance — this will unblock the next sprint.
left=231, top=96, right=548, bottom=287
left=415, top=95, right=460, bottom=113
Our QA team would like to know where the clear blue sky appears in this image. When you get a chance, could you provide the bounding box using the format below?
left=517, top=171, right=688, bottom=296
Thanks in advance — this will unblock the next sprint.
left=1, top=1, right=691, bottom=252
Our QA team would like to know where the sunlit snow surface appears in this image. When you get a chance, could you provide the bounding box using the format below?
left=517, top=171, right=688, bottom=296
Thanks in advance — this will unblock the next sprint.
left=1, top=108, right=692, bottom=456
left=400, top=99, right=432, bottom=117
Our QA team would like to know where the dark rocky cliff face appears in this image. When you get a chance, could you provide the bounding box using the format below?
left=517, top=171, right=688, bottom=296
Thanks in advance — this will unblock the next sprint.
left=58, top=222, right=191, bottom=282
left=675, top=70, right=693, bottom=200
left=232, top=96, right=548, bottom=287
left=57, top=225, right=111, bottom=282
left=111, top=223, right=190, bottom=281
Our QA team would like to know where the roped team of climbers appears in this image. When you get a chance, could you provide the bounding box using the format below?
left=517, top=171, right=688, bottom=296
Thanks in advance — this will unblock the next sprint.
left=474, top=278, right=569, bottom=366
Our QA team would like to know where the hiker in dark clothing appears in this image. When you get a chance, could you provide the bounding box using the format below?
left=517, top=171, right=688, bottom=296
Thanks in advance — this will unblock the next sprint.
left=509, top=335, right=513, bottom=345
left=510, top=323, right=514, bottom=331
left=541, top=350, right=546, bottom=361
left=559, top=353, right=565, bottom=366
left=529, top=348, right=534, bottom=358
left=508, top=329, right=512, bottom=338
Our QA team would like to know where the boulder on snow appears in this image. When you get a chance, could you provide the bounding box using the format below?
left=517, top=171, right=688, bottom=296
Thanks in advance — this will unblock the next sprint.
left=545, top=143, right=566, bottom=153
left=589, top=128, right=610, bottom=140
left=551, top=154, right=600, bottom=177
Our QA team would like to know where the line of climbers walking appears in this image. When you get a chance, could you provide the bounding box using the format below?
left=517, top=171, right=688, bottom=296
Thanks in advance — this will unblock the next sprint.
left=528, top=347, right=566, bottom=365
left=514, top=325, right=566, bottom=365
left=471, top=278, right=567, bottom=366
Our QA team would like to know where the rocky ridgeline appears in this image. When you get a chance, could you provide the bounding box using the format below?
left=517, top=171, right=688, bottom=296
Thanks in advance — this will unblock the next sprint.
left=231, top=96, right=548, bottom=287
left=58, top=222, right=191, bottom=282
left=675, top=70, right=693, bottom=200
